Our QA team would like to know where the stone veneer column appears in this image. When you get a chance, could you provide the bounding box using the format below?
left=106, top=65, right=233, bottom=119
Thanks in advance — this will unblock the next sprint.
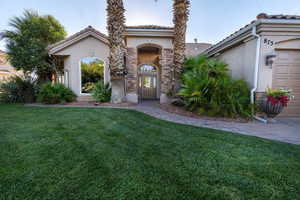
left=125, top=47, right=138, bottom=103
left=160, top=48, right=174, bottom=104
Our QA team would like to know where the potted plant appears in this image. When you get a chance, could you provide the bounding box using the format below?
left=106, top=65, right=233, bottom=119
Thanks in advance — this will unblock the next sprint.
left=261, top=88, right=294, bottom=118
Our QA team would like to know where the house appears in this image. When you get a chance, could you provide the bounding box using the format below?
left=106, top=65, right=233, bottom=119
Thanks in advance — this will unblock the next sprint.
left=48, top=25, right=211, bottom=103
left=185, top=40, right=212, bottom=57
left=205, top=13, right=300, bottom=117
left=0, top=50, right=18, bottom=81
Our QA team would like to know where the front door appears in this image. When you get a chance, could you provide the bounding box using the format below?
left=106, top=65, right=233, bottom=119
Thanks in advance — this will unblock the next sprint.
left=138, top=64, right=158, bottom=99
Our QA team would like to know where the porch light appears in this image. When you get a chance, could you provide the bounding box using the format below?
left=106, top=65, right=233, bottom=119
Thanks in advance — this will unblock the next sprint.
left=265, top=53, right=277, bottom=68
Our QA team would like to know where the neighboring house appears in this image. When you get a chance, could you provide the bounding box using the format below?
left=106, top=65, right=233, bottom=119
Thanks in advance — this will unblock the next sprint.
left=49, top=25, right=209, bottom=103
left=0, top=50, right=17, bottom=81
left=185, top=40, right=212, bottom=57
left=205, top=13, right=300, bottom=117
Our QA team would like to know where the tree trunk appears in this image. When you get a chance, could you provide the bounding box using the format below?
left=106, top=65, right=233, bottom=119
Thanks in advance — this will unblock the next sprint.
left=172, top=0, right=190, bottom=92
left=106, top=0, right=126, bottom=103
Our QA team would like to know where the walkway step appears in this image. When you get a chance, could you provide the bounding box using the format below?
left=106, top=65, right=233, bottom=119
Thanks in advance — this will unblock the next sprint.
left=77, top=95, right=94, bottom=102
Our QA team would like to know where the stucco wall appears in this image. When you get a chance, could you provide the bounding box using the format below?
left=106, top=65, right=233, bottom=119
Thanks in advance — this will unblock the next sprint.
left=53, top=36, right=110, bottom=96
left=126, top=37, right=173, bottom=49
left=258, top=35, right=300, bottom=92
left=216, top=38, right=257, bottom=88
left=0, top=52, right=18, bottom=80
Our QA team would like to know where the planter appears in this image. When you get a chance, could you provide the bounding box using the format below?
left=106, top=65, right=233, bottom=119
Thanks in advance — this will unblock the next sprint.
left=261, top=98, right=284, bottom=118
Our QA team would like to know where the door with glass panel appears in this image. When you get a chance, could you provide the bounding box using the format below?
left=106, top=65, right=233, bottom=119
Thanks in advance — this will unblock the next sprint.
left=138, top=64, right=158, bottom=99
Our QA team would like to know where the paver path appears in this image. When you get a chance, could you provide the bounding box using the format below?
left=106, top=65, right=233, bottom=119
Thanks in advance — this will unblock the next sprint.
left=27, top=101, right=300, bottom=145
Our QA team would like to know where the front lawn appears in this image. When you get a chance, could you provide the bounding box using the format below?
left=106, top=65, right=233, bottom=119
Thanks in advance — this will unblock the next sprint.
left=0, top=104, right=299, bottom=199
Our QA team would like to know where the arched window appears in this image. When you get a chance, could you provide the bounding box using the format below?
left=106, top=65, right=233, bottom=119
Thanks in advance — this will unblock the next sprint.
left=80, top=57, right=104, bottom=94
left=139, top=64, right=157, bottom=73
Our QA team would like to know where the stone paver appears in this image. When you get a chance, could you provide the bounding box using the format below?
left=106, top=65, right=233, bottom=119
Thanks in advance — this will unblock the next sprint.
left=133, top=101, right=300, bottom=145
left=27, top=101, right=300, bottom=145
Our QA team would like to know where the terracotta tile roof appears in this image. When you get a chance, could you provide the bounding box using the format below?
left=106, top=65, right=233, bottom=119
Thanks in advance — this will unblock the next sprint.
left=48, top=26, right=108, bottom=50
left=126, top=25, right=174, bottom=30
left=205, top=13, right=300, bottom=55
left=185, top=43, right=212, bottom=57
left=259, top=13, right=300, bottom=20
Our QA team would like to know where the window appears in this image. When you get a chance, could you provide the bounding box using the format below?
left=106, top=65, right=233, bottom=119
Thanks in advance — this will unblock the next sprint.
left=80, top=57, right=104, bottom=94
left=139, top=65, right=157, bottom=73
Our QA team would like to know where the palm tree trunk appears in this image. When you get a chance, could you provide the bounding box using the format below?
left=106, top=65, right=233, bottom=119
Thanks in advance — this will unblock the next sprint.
left=172, top=0, right=190, bottom=92
left=106, top=0, right=126, bottom=103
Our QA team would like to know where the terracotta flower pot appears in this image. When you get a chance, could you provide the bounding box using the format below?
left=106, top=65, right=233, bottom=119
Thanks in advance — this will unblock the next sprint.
left=261, top=98, right=284, bottom=118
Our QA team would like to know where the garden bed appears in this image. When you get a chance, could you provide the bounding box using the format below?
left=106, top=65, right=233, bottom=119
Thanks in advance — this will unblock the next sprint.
left=29, top=101, right=136, bottom=108
left=160, top=103, right=250, bottom=123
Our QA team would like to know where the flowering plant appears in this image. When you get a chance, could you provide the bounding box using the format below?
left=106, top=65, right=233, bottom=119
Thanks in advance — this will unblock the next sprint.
left=266, top=88, right=294, bottom=107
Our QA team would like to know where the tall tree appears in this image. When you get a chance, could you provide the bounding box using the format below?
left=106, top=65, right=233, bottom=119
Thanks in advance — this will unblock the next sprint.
left=1, top=10, right=66, bottom=81
left=106, top=0, right=126, bottom=103
left=172, top=0, right=190, bottom=91
left=106, top=0, right=126, bottom=78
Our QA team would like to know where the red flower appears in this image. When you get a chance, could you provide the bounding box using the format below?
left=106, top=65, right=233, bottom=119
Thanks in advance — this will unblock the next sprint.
left=267, top=96, right=290, bottom=107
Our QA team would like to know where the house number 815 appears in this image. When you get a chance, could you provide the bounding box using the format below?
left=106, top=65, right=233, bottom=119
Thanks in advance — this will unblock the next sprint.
left=264, top=38, right=274, bottom=46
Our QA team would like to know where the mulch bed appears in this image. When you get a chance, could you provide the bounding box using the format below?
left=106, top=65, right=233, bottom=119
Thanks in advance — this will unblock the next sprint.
left=28, top=101, right=136, bottom=108
left=160, top=104, right=250, bottom=123
left=66, top=101, right=136, bottom=107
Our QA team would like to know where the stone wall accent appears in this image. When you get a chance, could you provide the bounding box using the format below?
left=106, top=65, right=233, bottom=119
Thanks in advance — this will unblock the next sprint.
left=125, top=47, right=138, bottom=93
left=160, top=48, right=174, bottom=94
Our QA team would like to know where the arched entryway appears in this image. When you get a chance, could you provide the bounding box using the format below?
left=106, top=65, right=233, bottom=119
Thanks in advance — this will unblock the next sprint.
left=137, top=44, right=161, bottom=100
left=138, top=64, right=158, bottom=99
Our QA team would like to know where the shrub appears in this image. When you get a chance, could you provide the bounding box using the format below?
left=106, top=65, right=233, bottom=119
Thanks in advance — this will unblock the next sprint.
left=0, top=75, right=37, bottom=103
left=178, top=55, right=252, bottom=118
left=91, top=82, right=111, bottom=103
left=37, top=82, right=76, bottom=104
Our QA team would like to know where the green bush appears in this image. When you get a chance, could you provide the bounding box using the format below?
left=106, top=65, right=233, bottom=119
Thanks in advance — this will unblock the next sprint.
left=92, top=82, right=111, bottom=103
left=37, top=82, right=76, bottom=104
left=0, top=75, right=37, bottom=103
left=178, top=55, right=252, bottom=118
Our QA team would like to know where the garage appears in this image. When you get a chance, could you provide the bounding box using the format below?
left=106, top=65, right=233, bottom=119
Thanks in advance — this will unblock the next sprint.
left=273, top=50, right=300, bottom=117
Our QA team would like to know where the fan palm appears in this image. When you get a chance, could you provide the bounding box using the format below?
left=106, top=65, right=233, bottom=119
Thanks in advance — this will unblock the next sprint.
left=155, top=0, right=190, bottom=92
left=106, top=0, right=126, bottom=103
left=172, top=0, right=190, bottom=90
left=106, top=0, right=126, bottom=79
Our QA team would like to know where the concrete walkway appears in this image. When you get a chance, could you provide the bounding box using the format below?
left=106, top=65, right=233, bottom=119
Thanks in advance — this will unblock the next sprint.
left=131, top=101, right=300, bottom=145
left=27, top=101, right=300, bottom=145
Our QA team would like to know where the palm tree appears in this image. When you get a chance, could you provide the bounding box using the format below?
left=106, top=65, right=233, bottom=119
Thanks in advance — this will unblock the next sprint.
left=106, top=0, right=126, bottom=103
left=106, top=0, right=126, bottom=78
left=155, top=0, right=190, bottom=92
left=172, top=0, right=190, bottom=91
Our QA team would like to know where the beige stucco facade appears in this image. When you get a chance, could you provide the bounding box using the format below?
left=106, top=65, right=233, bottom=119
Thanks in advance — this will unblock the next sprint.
left=215, top=39, right=257, bottom=88
left=49, top=26, right=176, bottom=103
left=0, top=51, right=18, bottom=81
left=206, top=15, right=300, bottom=116
left=49, top=27, right=110, bottom=99
left=124, top=28, right=174, bottom=103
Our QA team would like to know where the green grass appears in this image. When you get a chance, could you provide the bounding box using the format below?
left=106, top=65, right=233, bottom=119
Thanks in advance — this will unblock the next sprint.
left=0, top=104, right=299, bottom=200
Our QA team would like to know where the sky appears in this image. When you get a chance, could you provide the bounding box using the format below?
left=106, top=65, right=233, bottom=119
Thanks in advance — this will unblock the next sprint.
left=1, top=0, right=300, bottom=51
